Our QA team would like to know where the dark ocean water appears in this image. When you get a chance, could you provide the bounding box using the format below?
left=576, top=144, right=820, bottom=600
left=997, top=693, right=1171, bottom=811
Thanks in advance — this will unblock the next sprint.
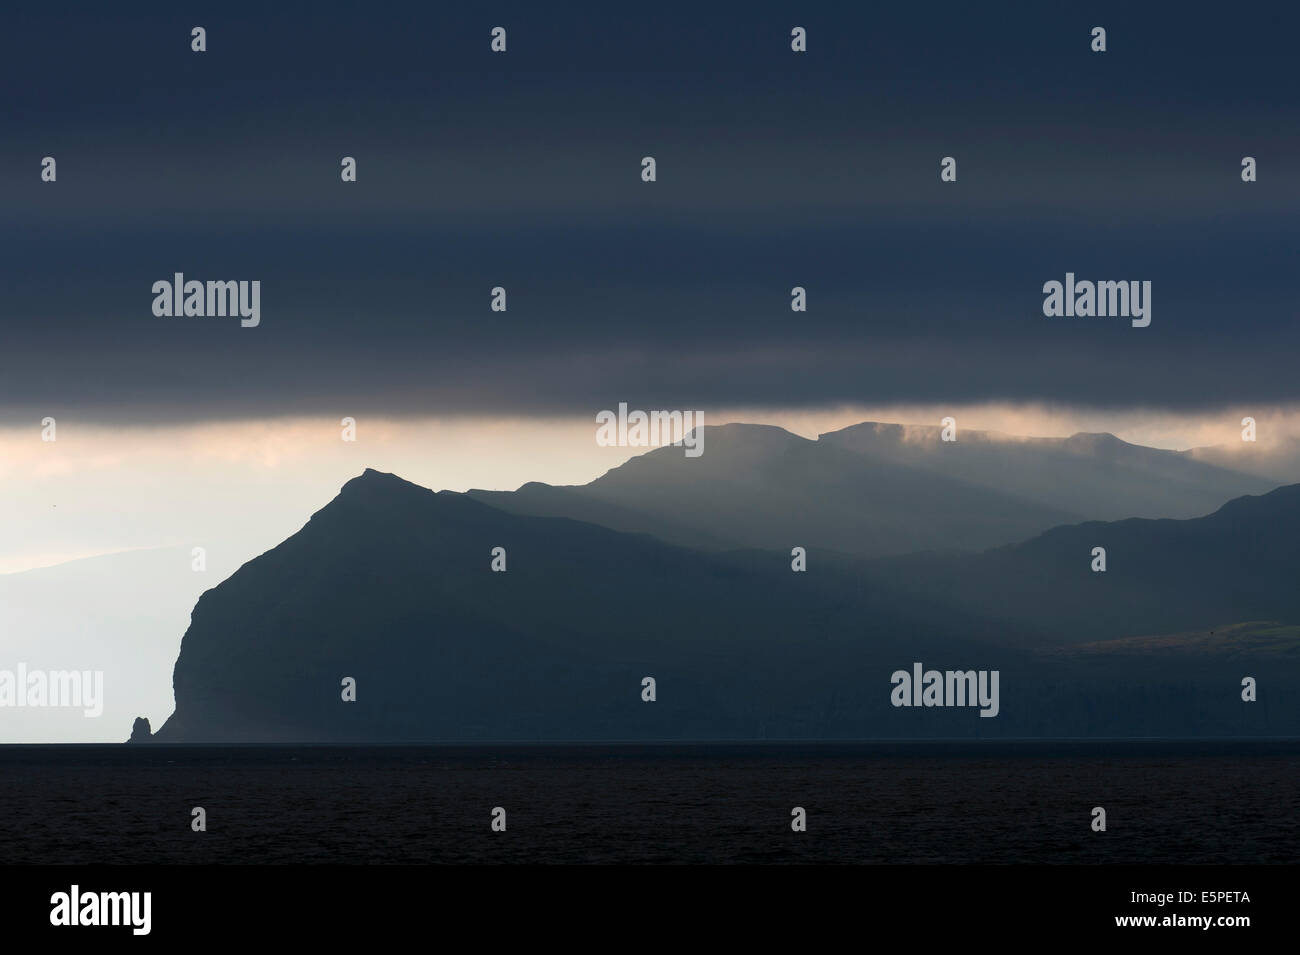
left=1, top=740, right=1296, bottom=864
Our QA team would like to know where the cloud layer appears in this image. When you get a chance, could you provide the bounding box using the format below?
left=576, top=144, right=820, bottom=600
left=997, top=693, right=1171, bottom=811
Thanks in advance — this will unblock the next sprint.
left=2, top=2, right=1297, bottom=423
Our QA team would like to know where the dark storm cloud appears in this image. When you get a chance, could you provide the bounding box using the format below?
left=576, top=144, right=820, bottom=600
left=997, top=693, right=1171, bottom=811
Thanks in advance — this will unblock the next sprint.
left=1, top=1, right=1297, bottom=423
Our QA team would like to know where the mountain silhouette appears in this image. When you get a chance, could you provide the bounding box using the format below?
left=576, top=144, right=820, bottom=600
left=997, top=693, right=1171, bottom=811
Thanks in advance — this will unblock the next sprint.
left=469, top=422, right=1274, bottom=558
left=866, top=483, right=1300, bottom=646
left=154, top=467, right=1300, bottom=742
left=158, top=468, right=960, bottom=741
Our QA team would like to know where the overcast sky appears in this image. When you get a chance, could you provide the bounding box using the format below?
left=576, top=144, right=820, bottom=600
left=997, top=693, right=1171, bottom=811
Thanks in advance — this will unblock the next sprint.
left=2, top=2, right=1297, bottom=424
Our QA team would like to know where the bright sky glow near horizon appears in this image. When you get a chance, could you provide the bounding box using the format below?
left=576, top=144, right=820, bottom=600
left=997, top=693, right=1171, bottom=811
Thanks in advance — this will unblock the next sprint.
left=4, top=403, right=1299, bottom=575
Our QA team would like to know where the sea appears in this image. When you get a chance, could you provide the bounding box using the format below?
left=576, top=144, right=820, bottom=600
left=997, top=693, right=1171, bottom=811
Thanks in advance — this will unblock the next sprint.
left=1, top=740, right=1296, bottom=865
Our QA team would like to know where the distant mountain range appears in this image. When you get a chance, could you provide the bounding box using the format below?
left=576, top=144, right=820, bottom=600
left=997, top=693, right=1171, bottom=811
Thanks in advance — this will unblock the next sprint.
left=147, top=423, right=1300, bottom=742
left=469, top=422, right=1277, bottom=558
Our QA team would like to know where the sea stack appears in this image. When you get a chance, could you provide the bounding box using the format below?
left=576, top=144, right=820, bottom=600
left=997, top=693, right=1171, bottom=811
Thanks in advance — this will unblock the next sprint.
left=126, top=717, right=152, bottom=743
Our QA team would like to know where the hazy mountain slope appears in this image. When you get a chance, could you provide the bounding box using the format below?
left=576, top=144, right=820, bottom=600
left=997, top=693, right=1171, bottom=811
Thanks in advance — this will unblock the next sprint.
left=471, top=422, right=1275, bottom=559
left=468, top=480, right=736, bottom=552
left=1185, top=436, right=1300, bottom=485
left=864, top=483, right=1300, bottom=646
left=820, top=421, right=1277, bottom=521
left=472, top=423, right=1082, bottom=557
